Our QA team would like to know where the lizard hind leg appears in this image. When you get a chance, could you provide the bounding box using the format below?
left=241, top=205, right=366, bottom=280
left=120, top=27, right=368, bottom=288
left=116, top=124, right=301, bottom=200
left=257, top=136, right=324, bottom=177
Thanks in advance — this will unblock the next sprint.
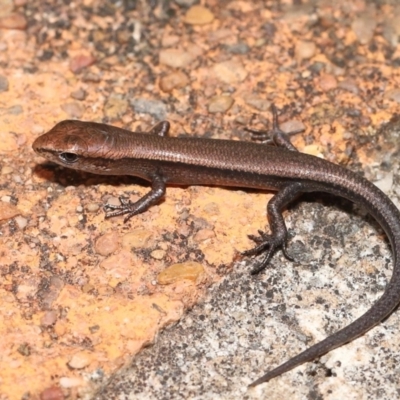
left=245, top=103, right=304, bottom=151
left=242, top=182, right=303, bottom=274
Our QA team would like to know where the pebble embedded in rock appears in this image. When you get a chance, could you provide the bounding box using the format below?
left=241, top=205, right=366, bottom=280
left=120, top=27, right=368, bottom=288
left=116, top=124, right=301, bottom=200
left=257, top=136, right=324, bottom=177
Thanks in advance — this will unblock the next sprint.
left=295, top=40, right=317, bottom=61
left=0, top=12, right=27, bottom=30
left=122, top=229, right=154, bottom=249
left=159, top=48, right=196, bottom=68
left=208, top=95, right=234, bottom=113
left=61, top=102, right=84, bottom=119
left=159, top=71, right=189, bottom=92
left=184, top=5, right=214, bottom=25
left=213, top=60, right=248, bottom=84
left=157, top=262, right=205, bottom=284
left=67, top=353, right=91, bottom=369
left=69, top=54, right=96, bottom=74
left=95, top=232, right=120, bottom=256
left=244, top=94, right=270, bottom=111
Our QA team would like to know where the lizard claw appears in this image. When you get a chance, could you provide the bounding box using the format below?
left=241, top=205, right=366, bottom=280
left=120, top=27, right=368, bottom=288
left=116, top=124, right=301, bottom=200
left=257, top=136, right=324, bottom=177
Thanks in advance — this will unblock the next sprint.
left=104, top=197, right=134, bottom=218
left=242, top=229, right=295, bottom=274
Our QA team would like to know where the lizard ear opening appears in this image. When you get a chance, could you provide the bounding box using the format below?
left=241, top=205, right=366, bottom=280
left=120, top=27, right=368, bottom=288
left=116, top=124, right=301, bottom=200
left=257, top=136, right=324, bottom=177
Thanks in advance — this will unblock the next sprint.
left=59, top=152, right=79, bottom=164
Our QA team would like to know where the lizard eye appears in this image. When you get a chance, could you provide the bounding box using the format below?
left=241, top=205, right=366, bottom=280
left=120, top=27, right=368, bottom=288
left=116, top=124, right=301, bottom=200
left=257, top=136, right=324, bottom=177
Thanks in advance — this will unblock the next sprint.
left=59, top=152, right=79, bottom=164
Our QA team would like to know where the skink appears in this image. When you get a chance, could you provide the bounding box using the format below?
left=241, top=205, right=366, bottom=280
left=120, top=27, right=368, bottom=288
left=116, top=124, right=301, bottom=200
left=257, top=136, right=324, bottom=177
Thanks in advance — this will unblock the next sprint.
left=32, top=105, right=400, bottom=386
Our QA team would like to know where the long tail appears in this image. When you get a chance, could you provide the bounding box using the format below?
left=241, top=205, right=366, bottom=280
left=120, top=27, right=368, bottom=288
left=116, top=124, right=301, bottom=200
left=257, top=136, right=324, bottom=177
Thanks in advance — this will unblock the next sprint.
left=250, top=177, right=400, bottom=386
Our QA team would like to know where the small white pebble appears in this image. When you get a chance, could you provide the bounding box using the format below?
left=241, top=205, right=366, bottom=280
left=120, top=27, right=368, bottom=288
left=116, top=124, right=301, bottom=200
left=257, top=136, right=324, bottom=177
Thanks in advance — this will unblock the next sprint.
left=67, top=353, right=90, bottom=369
left=15, top=216, right=28, bottom=229
left=151, top=249, right=166, bottom=260
left=59, top=377, right=83, bottom=388
left=13, top=175, right=22, bottom=183
left=86, top=203, right=100, bottom=213
left=106, top=196, right=122, bottom=206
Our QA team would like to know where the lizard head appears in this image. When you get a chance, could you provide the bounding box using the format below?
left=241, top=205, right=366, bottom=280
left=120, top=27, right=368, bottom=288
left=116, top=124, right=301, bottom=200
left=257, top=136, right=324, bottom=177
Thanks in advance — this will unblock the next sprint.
left=32, top=120, right=124, bottom=174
